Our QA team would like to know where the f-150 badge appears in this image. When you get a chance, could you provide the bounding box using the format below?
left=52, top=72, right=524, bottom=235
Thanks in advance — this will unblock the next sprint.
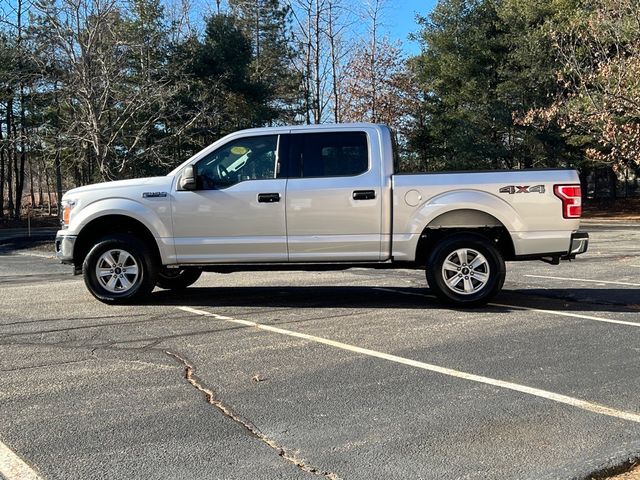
left=499, top=185, right=545, bottom=194
left=142, top=192, right=168, bottom=198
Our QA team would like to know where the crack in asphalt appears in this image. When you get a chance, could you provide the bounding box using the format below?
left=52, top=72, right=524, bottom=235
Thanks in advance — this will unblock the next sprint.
left=165, top=350, right=341, bottom=480
left=0, top=313, right=149, bottom=327
left=0, top=318, right=166, bottom=338
left=0, top=358, right=94, bottom=372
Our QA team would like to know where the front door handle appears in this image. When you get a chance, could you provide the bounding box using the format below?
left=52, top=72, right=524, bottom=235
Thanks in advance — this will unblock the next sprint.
left=258, top=193, right=280, bottom=203
left=352, top=190, right=376, bottom=200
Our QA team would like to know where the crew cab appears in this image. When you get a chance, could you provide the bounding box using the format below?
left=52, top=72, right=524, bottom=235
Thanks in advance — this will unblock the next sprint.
left=55, top=123, right=588, bottom=306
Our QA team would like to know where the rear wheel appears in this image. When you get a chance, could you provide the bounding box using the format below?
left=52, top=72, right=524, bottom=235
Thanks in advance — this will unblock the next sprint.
left=83, top=234, right=158, bottom=304
left=426, top=233, right=505, bottom=307
left=156, top=268, right=202, bottom=290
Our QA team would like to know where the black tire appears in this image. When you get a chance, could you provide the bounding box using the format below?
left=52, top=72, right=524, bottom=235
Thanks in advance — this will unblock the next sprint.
left=83, top=234, right=158, bottom=304
left=426, top=232, right=505, bottom=307
left=156, top=268, right=202, bottom=290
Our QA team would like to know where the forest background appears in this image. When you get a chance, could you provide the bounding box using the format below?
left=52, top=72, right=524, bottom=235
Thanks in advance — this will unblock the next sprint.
left=1, top=0, right=639, bottom=220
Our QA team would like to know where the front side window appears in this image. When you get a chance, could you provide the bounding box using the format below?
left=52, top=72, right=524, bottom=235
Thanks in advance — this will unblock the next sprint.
left=292, top=132, right=369, bottom=178
left=195, top=135, right=278, bottom=189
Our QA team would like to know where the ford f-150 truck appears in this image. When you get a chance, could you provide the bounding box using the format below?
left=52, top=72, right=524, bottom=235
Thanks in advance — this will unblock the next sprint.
left=55, top=123, right=588, bottom=306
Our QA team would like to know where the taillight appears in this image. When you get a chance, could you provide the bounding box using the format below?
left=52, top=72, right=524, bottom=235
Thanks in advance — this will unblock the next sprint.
left=554, top=184, right=582, bottom=219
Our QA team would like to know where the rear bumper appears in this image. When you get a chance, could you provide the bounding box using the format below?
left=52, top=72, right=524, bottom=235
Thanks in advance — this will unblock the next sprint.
left=561, top=231, right=589, bottom=260
left=55, top=234, right=76, bottom=264
left=512, top=230, right=588, bottom=263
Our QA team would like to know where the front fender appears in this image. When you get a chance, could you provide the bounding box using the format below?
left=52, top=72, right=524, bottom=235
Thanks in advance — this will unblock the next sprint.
left=69, top=197, right=172, bottom=238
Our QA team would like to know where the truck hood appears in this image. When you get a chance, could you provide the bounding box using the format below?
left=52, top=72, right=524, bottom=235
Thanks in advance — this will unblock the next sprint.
left=64, top=176, right=172, bottom=198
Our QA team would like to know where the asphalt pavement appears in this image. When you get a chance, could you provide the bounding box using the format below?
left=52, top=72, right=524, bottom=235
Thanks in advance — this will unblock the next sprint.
left=0, top=221, right=639, bottom=480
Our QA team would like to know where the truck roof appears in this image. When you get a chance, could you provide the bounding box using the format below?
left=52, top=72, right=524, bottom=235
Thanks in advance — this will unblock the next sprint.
left=230, top=122, right=386, bottom=136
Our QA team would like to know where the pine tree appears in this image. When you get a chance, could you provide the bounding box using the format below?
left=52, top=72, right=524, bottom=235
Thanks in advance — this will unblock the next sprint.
left=408, top=0, right=576, bottom=172
left=229, top=0, right=301, bottom=123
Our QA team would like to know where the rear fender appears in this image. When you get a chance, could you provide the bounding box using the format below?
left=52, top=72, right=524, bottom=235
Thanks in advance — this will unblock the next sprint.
left=411, top=190, right=523, bottom=232
left=394, top=190, right=522, bottom=262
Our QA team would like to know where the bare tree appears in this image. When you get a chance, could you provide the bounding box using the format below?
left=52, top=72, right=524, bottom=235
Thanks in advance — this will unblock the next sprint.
left=340, top=36, right=412, bottom=129
left=286, top=0, right=357, bottom=123
left=36, top=0, right=174, bottom=181
left=326, top=0, right=354, bottom=123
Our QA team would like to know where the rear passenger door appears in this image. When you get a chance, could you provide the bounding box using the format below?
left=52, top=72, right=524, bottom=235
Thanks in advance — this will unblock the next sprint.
left=285, top=129, right=383, bottom=261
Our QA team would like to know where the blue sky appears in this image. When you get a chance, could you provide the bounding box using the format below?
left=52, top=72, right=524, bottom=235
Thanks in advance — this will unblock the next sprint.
left=385, top=0, right=438, bottom=55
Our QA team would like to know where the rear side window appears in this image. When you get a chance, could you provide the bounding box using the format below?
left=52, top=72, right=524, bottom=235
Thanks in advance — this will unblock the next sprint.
left=290, top=132, right=369, bottom=178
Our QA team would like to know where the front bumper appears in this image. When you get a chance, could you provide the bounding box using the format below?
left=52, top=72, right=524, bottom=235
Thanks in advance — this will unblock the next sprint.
left=55, top=234, right=77, bottom=264
left=562, top=231, right=589, bottom=260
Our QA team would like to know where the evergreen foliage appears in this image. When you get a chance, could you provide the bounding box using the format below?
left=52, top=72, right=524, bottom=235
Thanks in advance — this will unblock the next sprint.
left=1, top=0, right=639, bottom=218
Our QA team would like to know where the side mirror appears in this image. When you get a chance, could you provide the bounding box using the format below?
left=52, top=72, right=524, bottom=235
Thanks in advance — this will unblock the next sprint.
left=179, top=165, right=197, bottom=190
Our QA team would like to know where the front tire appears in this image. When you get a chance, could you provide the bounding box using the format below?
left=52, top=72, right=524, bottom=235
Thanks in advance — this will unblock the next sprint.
left=426, top=233, right=505, bottom=307
left=83, top=234, right=158, bottom=304
left=156, top=268, right=202, bottom=290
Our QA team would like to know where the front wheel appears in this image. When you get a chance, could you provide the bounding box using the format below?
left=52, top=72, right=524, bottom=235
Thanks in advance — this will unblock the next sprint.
left=156, top=268, right=202, bottom=290
left=83, top=234, right=158, bottom=304
left=426, top=233, right=505, bottom=307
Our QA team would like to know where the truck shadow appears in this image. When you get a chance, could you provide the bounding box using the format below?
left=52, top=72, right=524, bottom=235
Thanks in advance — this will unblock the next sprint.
left=145, top=286, right=640, bottom=315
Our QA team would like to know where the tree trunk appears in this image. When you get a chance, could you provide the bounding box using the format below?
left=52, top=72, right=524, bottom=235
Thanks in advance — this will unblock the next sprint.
left=579, top=167, right=589, bottom=200
left=607, top=166, right=617, bottom=200
left=0, top=114, right=4, bottom=220
left=328, top=2, right=340, bottom=123
left=14, top=83, right=28, bottom=220
left=54, top=84, right=63, bottom=215
left=13, top=0, right=25, bottom=220
left=29, top=156, right=36, bottom=208
left=370, top=3, right=377, bottom=123
left=38, top=158, right=45, bottom=207
left=254, top=0, right=261, bottom=63
left=624, top=166, right=629, bottom=198
left=313, top=0, right=321, bottom=123
left=305, top=5, right=312, bottom=124
left=44, top=164, right=52, bottom=216
left=5, top=100, right=14, bottom=215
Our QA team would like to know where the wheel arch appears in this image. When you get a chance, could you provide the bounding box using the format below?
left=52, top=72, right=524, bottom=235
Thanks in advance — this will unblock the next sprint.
left=74, top=215, right=162, bottom=272
left=414, top=210, right=516, bottom=267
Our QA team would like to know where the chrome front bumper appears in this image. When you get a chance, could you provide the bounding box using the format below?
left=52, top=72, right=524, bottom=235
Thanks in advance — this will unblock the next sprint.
left=55, top=234, right=77, bottom=264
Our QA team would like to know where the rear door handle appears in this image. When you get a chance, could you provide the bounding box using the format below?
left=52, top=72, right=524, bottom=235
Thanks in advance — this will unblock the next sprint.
left=352, top=190, right=376, bottom=200
left=258, top=193, right=280, bottom=203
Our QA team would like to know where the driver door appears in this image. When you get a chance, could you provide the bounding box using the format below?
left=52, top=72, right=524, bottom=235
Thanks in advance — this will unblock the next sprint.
left=172, top=134, right=288, bottom=263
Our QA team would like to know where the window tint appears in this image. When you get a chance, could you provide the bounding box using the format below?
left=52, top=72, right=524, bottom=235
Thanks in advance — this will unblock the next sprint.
left=195, top=135, right=278, bottom=189
left=295, top=132, right=369, bottom=178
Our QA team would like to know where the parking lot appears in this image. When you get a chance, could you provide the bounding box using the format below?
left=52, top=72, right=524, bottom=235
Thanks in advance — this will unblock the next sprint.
left=0, top=221, right=639, bottom=480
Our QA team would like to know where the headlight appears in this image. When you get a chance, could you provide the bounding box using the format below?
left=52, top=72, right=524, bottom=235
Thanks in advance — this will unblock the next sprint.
left=61, top=199, right=77, bottom=228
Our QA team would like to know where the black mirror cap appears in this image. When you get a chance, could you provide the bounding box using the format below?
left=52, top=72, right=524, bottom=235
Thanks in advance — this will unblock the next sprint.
left=179, top=165, right=197, bottom=190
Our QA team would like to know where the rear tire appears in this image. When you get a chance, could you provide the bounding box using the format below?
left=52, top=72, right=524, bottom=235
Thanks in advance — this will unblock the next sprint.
left=156, top=268, right=202, bottom=290
left=83, top=234, right=158, bottom=304
left=426, top=232, right=505, bottom=307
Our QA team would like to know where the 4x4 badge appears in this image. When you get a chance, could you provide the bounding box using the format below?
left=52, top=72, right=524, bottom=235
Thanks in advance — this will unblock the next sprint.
left=499, top=185, right=545, bottom=194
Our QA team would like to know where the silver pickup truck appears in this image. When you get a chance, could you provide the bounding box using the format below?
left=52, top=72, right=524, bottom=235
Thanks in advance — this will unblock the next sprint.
left=55, top=123, right=588, bottom=306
